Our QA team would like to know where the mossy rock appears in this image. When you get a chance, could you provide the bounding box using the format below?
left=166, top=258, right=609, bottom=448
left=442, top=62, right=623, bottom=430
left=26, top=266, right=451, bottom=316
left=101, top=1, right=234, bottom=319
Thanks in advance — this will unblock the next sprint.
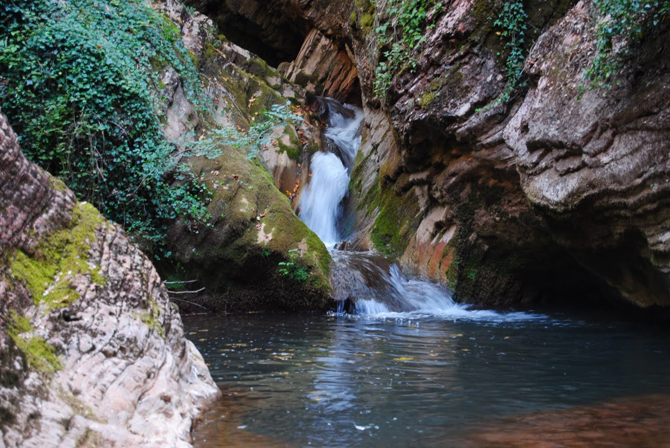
left=162, top=145, right=332, bottom=312
left=8, top=202, right=105, bottom=309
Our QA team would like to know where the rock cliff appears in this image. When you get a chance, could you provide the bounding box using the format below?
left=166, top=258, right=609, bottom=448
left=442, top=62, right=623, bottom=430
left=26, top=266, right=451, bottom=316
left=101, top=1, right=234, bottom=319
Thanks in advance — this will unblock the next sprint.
left=0, top=114, right=220, bottom=447
left=190, top=0, right=670, bottom=310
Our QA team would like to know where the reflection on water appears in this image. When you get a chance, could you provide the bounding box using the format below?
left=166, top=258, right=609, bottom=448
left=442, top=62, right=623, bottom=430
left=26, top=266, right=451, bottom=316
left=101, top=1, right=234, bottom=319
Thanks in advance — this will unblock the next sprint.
left=186, top=313, right=670, bottom=447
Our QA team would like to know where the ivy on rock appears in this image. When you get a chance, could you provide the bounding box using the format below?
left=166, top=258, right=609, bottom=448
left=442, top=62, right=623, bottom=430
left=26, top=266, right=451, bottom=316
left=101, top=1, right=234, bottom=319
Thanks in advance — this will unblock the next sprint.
left=0, top=0, right=208, bottom=251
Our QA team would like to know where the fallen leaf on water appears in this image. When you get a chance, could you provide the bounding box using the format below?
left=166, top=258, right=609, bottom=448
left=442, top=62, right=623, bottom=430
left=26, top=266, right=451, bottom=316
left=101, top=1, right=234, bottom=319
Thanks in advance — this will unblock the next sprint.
left=393, top=357, right=414, bottom=361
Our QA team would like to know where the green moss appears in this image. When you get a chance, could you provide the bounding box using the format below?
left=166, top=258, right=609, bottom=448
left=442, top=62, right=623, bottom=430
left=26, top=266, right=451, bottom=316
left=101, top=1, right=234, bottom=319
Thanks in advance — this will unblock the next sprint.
left=276, top=125, right=302, bottom=161
left=133, top=297, right=164, bottom=338
left=8, top=311, right=62, bottom=374
left=9, top=201, right=105, bottom=309
left=48, top=177, right=68, bottom=192
left=188, top=50, right=200, bottom=69
left=360, top=13, right=374, bottom=30
left=59, top=392, right=106, bottom=424
left=163, top=142, right=333, bottom=310
left=419, top=91, right=437, bottom=108
left=204, top=41, right=217, bottom=60
left=246, top=57, right=278, bottom=79
left=76, top=428, right=103, bottom=448
left=361, top=177, right=422, bottom=258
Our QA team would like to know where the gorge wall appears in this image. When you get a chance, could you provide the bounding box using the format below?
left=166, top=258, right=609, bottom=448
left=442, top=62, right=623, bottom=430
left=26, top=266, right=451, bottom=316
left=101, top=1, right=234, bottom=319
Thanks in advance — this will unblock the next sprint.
left=0, top=113, right=220, bottom=447
left=191, top=0, right=670, bottom=311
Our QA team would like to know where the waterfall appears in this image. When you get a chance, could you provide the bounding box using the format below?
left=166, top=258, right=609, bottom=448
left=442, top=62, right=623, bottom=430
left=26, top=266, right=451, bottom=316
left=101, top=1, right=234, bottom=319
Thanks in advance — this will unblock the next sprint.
left=300, top=101, right=363, bottom=245
left=300, top=99, right=539, bottom=321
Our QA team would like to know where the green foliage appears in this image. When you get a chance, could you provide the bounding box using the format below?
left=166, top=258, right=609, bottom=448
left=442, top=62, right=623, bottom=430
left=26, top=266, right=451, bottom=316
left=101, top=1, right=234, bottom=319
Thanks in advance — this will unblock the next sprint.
left=491, top=1, right=528, bottom=106
left=0, top=0, right=210, bottom=249
left=278, top=248, right=309, bottom=282
left=585, top=0, right=670, bottom=88
left=186, top=102, right=303, bottom=159
left=374, top=0, right=443, bottom=98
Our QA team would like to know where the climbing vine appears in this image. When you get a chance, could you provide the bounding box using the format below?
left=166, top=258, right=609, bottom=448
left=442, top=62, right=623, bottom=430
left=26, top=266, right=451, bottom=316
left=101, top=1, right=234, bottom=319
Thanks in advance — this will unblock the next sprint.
left=374, top=0, right=443, bottom=98
left=586, top=0, right=670, bottom=88
left=0, top=0, right=208, bottom=249
left=491, top=0, right=528, bottom=106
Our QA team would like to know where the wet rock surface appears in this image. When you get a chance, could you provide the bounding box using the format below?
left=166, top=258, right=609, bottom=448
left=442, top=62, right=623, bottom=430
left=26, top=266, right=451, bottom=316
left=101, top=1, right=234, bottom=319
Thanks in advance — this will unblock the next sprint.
left=0, top=114, right=220, bottom=447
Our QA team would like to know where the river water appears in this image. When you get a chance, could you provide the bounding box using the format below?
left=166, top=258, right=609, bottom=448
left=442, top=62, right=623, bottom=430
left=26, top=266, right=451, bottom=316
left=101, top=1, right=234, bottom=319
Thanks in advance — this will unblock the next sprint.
left=185, top=313, right=670, bottom=447
left=186, top=100, right=670, bottom=446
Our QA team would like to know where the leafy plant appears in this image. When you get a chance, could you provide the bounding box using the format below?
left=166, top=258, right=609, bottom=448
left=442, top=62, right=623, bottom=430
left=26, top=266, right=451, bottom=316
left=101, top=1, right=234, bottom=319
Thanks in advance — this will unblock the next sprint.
left=185, top=102, right=303, bottom=159
left=490, top=1, right=528, bottom=107
left=0, top=0, right=208, bottom=251
left=278, top=248, right=308, bottom=282
left=373, top=0, right=443, bottom=98
left=585, top=0, right=670, bottom=88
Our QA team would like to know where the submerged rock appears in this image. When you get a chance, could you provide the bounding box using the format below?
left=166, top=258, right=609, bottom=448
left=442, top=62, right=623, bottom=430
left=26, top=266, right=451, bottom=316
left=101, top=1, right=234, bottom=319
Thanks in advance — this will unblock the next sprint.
left=0, top=114, right=220, bottom=447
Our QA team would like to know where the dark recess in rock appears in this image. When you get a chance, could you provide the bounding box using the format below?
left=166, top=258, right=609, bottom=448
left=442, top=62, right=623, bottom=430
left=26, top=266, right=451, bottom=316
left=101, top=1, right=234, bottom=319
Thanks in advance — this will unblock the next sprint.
left=185, top=0, right=310, bottom=66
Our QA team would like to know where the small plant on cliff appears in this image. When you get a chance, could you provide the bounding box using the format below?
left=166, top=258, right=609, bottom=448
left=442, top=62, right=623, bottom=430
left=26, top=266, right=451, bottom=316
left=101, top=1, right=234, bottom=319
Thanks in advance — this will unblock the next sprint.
left=373, top=0, right=443, bottom=98
left=489, top=0, right=528, bottom=107
left=278, top=248, right=309, bottom=282
left=0, top=0, right=208, bottom=250
left=185, top=102, right=303, bottom=159
left=585, top=0, right=670, bottom=88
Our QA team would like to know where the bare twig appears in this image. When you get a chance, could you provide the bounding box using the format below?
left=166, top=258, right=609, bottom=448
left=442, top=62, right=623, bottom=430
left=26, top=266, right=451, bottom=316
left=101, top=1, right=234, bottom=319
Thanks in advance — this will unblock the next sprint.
left=168, top=297, right=211, bottom=312
left=163, top=279, right=199, bottom=285
left=167, top=287, right=205, bottom=295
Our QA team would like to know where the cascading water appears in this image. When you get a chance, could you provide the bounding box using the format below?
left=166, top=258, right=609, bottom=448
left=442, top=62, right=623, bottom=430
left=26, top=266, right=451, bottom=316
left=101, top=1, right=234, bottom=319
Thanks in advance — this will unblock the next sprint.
left=301, top=99, right=539, bottom=321
left=300, top=100, right=363, bottom=245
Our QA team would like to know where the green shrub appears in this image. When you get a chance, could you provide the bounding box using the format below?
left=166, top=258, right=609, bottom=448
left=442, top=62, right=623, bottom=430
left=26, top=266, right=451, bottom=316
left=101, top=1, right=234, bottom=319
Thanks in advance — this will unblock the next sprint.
left=0, top=0, right=209, bottom=250
left=278, top=248, right=309, bottom=282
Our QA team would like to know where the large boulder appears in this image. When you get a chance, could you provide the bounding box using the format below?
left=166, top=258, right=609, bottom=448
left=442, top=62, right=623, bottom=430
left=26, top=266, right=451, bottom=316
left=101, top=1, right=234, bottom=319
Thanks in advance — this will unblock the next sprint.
left=0, top=114, right=220, bottom=447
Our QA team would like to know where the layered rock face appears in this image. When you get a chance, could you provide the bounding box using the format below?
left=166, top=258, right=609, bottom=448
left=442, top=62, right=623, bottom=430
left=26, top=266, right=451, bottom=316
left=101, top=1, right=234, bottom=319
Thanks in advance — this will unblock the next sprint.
left=0, top=114, right=219, bottom=447
left=192, top=0, right=670, bottom=310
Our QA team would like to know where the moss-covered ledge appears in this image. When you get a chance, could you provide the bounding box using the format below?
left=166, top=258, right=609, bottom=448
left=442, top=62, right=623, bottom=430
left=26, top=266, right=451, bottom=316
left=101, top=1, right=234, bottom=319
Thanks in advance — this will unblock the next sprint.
left=162, top=144, right=332, bottom=313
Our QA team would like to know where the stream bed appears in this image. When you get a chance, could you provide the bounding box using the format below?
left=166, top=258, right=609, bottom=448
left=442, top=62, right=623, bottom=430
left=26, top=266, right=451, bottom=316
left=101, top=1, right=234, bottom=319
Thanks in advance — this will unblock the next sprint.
left=185, top=311, right=670, bottom=447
